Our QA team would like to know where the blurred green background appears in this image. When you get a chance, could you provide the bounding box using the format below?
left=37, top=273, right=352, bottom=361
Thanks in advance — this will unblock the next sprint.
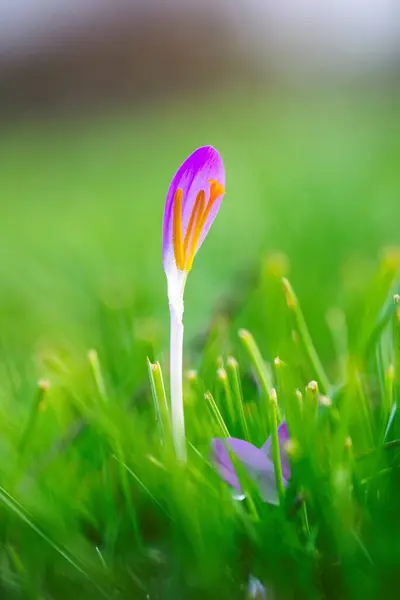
left=1, top=89, right=399, bottom=374
left=1, top=3, right=400, bottom=598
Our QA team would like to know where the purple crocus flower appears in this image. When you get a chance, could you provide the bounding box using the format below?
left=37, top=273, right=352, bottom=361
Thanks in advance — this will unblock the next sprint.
left=163, top=145, right=225, bottom=282
left=211, top=423, right=290, bottom=504
left=162, top=147, right=225, bottom=461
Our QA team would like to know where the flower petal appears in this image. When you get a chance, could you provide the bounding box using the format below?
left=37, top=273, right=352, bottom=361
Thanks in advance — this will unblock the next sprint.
left=211, top=437, right=284, bottom=504
left=248, top=575, right=268, bottom=599
left=253, top=466, right=283, bottom=505
left=211, top=438, right=241, bottom=491
left=261, top=422, right=291, bottom=481
left=162, top=146, right=225, bottom=272
left=223, top=438, right=273, bottom=471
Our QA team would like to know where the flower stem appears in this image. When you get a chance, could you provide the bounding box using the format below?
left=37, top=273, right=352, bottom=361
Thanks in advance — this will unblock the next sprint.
left=170, top=301, right=186, bottom=462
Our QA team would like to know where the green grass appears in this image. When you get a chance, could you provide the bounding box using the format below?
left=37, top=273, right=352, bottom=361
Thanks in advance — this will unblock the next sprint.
left=0, top=89, right=399, bottom=598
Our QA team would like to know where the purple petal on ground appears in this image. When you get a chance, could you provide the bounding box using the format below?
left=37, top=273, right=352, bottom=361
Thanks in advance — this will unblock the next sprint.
left=277, top=421, right=290, bottom=445
left=248, top=575, right=267, bottom=599
left=224, top=438, right=273, bottom=471
left=211, top=438, right=283, bottom=504
left=211, top=438, right=241, bottom=491
left=261, top=421, right=291, bottom=481
left=162, top=146, right=225, bottom=268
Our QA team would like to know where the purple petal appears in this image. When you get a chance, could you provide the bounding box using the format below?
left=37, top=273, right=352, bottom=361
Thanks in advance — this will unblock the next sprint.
left=253, top=465, right=283, bottom=505
left=224, top=438, right=272, bottom=470
left=162, top=146, right=225, bottom=271
left=211, top=439, right=241, bottom=491
left=211, top=438, right=283, bottom=504
left=248, top=576, right=268, bottom=599
left=261, top=422, right=291, bottom=481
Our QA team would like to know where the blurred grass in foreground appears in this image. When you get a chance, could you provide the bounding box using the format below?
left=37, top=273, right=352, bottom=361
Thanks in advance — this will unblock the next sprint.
left=0, top=89, right=399, bottom=598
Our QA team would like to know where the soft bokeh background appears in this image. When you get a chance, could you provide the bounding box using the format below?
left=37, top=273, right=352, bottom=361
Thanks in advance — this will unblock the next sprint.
left=1, top=3, right=400, bottom=599
left=0, top=0, right=399, bottom=395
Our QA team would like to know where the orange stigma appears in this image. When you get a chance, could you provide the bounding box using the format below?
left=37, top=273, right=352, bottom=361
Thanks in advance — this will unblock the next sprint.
left=172, top=188, right=185, bottom=270
left=183, top=190, right=205, bottom=260
left=197, top=180, right=225, bottom=234
left=172, top=181, right=225, bottom=271
left=185, top=191, right=207, bottom=271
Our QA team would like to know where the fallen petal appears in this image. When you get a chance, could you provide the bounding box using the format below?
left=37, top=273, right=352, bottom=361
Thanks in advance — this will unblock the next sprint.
left=261, top=421, right=291, bottom=481
left=211, top=437, right=284, bottom=504
left=248, top=575, right=267, bottom=599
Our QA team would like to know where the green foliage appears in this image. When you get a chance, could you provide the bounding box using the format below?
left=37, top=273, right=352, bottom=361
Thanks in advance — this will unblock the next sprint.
left=0, top=91, right=400, bottom=598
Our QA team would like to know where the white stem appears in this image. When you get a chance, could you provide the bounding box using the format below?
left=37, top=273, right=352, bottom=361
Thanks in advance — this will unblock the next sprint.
left=170, top=303, right=186, bottom=461
left=168, top=269, right=187, bottom=462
